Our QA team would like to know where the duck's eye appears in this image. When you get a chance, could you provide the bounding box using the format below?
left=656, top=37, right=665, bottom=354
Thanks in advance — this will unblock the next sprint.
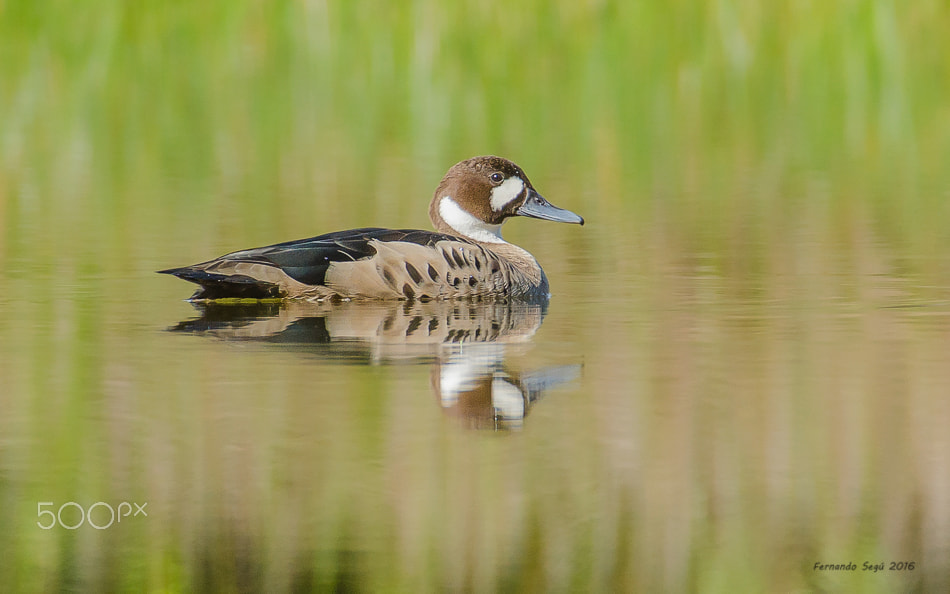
left=489, top=172, right=505, bottom=185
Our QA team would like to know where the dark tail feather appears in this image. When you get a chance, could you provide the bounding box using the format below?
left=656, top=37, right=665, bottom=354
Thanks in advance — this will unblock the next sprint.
left=158, top=267, right=281, bottom=300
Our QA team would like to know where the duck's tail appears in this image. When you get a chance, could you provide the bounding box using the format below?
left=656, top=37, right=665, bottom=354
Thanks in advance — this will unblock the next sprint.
left=158, top=267, right=281, bottom=300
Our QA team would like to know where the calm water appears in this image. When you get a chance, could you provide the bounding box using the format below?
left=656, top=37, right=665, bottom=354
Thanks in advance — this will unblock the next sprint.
left=3, top=1, right=950, bottom=592
left=3, top=223, right=948, bottom=591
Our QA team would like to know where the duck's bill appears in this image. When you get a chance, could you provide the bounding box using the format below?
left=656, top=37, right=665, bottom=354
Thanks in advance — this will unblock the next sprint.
left=516, top=190, right=585, bottom=225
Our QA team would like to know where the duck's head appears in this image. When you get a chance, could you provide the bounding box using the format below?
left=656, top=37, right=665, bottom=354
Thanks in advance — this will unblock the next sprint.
left=429, top=156, right=584, bottom=244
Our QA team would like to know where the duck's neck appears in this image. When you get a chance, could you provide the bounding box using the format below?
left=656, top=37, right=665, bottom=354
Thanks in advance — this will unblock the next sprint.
left=429, top=196, right=505, bottom=244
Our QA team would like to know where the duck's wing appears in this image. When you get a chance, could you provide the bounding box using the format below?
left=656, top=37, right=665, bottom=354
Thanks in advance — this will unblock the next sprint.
left=159, top=228, right=465, bottom=300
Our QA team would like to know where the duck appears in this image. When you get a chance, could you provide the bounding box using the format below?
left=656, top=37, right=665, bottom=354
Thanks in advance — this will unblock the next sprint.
left=159, top=156, right=584, bottom=301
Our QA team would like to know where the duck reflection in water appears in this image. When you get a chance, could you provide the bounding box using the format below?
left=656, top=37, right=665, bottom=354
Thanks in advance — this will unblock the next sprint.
left=170, top=300, right=580, bottom=430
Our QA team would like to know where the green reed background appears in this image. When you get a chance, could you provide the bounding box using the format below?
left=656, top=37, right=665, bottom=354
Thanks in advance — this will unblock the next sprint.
left=4, top=0, right=949, bottom=262
left=2, top=0, right=949, bottom=591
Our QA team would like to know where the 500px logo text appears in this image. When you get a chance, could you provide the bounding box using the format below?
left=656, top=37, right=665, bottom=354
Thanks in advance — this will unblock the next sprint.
left=37, top=501, right=148, bottom=530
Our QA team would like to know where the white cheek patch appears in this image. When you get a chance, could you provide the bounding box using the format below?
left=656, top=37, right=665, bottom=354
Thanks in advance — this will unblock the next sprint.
left=439, top=197, right=506, bottom=243
left=490, top=177, right=524, bottom=212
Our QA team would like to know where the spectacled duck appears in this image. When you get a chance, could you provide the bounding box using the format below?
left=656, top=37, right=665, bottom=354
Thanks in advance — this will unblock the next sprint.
left=159, top=156, right=584, bottom=300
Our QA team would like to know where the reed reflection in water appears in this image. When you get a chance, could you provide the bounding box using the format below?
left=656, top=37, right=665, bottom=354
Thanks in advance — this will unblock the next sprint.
left=3, top=238, right=949, bottom=592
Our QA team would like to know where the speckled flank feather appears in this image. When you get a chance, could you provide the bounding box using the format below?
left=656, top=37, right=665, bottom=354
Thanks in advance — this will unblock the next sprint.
left=350, top=238, right=548, bottom=300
